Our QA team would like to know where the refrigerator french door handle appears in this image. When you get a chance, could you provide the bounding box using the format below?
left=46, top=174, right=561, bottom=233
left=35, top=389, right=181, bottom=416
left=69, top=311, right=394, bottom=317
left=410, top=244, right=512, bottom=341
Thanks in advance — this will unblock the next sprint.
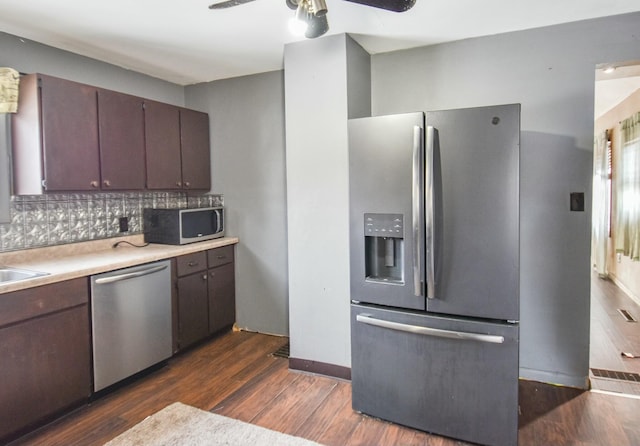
left=425, top=126, right=436, bottom=299
left=356, top=314, right=505, bottom=344
left=412, top=125, right=425, bottom=297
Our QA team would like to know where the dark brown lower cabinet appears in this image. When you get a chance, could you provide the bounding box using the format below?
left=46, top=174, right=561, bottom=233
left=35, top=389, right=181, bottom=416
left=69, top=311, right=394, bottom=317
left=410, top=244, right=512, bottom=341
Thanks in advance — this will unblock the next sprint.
left=177, top=271, right=209, bottom=349
left=208, top=261, right=236, bottom=334
left=176, top=246, right=236, bottom=351
left=0, top=279, right=91, bottom=443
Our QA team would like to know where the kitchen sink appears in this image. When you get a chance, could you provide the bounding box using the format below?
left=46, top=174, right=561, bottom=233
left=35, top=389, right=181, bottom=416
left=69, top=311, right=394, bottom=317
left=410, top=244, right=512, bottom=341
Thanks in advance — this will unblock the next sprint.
left=0, top=267, right=50, bottom=284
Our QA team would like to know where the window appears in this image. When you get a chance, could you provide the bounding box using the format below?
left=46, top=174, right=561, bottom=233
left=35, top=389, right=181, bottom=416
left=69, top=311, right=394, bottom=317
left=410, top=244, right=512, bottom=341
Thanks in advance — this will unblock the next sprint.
left=615, top=112, right=640, bottom=261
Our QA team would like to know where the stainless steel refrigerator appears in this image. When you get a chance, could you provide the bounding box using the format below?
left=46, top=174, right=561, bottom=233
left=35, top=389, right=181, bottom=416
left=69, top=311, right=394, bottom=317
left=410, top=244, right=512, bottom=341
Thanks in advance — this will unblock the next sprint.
left=349, top=104, right=520, bottom=446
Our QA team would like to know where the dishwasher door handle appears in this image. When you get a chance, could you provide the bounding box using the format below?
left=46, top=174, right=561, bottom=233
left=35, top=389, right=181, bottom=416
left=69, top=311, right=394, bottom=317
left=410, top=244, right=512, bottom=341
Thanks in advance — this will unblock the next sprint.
left=94, top=264, right=168, bottom=285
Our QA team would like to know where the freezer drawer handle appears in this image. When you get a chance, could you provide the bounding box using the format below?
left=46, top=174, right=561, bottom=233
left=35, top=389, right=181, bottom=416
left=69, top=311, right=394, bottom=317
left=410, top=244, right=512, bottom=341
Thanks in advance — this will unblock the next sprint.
left=94, top=264, right=168, bottom=285
left=356, top=314, right=505, bottom=344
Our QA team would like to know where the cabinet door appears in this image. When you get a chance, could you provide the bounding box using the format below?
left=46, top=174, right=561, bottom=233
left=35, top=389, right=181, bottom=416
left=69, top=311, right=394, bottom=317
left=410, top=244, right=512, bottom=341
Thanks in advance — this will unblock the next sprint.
left=0, top=305, right=91, bottom=442
left=208, top=262, right=235, bottom=334
left=177, top=273, right=209, bottom=349
left=40, top=75, right=100, bottom=191
left=98, top=89, right=146, bottom=190
left=180, top=109, right=211, bottom=191
left=145, top=101, right=182, bottom=190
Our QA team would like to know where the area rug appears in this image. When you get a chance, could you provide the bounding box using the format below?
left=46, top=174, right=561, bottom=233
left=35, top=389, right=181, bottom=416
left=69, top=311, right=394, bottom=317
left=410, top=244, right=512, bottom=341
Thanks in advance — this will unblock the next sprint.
left=104, top=402, right=323, bottom=446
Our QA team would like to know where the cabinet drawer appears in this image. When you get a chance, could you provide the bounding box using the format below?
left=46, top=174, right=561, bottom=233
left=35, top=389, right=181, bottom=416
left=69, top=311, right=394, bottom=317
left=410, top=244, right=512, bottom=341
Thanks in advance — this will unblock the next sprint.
left=0, top=278, right=89, bottom=328
left=176, top=251, right=207, bottom=277
left=207, top=245, right=234, bottom=268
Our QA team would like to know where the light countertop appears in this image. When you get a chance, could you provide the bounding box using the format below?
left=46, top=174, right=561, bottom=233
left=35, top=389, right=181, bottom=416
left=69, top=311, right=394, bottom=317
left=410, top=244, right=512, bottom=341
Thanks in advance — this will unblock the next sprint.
left=0, top=234, right=239, bottom=294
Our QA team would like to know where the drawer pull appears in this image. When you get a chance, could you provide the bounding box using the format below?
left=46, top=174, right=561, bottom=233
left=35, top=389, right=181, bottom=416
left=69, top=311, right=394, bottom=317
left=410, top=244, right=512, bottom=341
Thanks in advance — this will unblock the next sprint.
left=188, top=261, right=199, bottom=267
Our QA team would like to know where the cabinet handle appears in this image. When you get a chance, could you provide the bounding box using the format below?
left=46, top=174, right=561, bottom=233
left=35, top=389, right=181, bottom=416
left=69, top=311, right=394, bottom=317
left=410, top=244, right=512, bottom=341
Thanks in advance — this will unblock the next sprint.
left=90, top=181, right=99, bottom=188
left=202, top=274, right=208, bottom=280
left=187, top=261, right=199, bottom=267
left=210, top=272, right=216, bottom=278
left=217, top=255, right=226, bottom=260
left=184, top=181, right=191, bottom=188
left=176, top=181, right=182, bottom=187
left=103, top=180, right=111, bottom=187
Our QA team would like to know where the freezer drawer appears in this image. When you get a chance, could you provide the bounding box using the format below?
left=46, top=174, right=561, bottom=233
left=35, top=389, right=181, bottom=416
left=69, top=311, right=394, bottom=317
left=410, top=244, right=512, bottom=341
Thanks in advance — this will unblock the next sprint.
left=351, top=304, right=519, bottom=446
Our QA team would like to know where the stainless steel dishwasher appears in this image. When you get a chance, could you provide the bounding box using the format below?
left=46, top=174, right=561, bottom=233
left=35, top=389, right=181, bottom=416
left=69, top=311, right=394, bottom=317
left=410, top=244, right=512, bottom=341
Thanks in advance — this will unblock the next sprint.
left=90, top=259, right=172, bottom=392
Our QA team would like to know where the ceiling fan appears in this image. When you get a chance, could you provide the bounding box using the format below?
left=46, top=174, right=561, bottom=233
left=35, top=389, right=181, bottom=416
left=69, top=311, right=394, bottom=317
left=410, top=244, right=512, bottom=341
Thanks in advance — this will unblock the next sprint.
left=208, top=0, right=416, bottom=39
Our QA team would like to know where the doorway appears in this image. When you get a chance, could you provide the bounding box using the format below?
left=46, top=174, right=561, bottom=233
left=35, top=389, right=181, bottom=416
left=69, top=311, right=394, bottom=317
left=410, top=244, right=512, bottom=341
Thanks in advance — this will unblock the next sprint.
left=590, top=60, right=640, bottom=395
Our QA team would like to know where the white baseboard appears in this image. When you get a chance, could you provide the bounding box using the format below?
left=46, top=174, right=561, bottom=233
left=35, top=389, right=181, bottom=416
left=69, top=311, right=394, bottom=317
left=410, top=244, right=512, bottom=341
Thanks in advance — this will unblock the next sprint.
left=608, top=274, right=640, bottom=307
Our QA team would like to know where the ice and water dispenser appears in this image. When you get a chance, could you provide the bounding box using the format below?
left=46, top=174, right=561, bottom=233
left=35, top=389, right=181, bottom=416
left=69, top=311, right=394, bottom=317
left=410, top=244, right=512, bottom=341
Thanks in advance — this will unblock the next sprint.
left=364, top=213, right=404, bottom=284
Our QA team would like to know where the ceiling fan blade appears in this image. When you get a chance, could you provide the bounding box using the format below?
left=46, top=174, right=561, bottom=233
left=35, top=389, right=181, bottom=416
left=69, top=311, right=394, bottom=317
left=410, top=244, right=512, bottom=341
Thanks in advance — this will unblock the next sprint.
left=208, top=0, right=257, bottom=9
left=343, top=0, right=416, bottom=12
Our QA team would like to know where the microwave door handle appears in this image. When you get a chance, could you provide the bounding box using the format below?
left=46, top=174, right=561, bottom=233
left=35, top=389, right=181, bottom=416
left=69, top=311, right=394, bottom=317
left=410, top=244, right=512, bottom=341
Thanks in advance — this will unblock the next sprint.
left=216, top=209, right=222, bottom=232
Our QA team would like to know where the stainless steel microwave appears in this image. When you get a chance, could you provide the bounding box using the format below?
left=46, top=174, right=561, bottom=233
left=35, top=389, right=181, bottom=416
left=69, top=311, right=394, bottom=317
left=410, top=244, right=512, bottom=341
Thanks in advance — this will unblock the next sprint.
left=143, top=207, right=224, bottom=245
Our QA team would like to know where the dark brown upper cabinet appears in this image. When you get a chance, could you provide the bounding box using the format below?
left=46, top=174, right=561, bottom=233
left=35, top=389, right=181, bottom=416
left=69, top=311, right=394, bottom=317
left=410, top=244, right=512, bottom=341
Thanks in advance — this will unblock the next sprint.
left=145, top=100, right=182, bottom=190
left=97, top=89, right=146, bottom=190
left=11, top=73, right=211, bottom=194
left=179, top=108, right=211, bottom=191
left=13, top=73, right=101, bottom=194
left=145, top=104, right=211, bottom=192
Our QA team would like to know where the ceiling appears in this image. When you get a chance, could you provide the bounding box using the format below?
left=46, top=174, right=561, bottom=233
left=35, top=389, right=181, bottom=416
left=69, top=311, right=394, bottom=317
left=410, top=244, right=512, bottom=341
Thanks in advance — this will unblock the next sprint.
left=0, top=0, right=639, bottom=87
left=595, top=62, right=640, bottom=118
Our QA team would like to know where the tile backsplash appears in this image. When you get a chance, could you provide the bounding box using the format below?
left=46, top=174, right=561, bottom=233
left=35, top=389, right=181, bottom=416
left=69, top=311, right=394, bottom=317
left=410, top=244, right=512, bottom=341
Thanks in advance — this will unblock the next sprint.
left=0, top=192, right=223, bottom=252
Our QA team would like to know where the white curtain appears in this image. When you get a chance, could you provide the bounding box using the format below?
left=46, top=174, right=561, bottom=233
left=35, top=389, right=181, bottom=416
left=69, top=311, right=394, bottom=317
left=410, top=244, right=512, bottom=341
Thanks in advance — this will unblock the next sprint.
left=592, top=130, right=610, bottom=276
left=616, top=112, right=640, bottom=261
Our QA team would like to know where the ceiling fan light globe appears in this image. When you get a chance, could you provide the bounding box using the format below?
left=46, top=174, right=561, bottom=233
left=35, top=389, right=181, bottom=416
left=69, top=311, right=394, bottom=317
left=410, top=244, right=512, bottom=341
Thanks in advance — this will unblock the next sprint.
left=288, top=17, right=308, bottom=36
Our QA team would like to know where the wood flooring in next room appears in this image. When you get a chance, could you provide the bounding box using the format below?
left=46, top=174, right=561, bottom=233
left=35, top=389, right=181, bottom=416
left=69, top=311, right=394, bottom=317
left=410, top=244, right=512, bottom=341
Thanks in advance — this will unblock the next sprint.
left=590, top=271, right=640, bottom=395
left=11, top=331, right=640, bottom=446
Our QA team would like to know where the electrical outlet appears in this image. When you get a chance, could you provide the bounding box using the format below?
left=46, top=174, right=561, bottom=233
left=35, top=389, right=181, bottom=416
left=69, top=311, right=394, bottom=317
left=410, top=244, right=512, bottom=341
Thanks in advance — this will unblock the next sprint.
left=119, top=216, right=129, bottom=233
left=570, top=192, right=585, bottom=212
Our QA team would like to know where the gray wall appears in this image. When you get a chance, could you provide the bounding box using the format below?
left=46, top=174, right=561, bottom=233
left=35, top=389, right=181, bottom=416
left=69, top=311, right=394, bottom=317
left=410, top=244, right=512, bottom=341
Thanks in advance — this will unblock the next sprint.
left=0, top=32, right=190, bottom=248
left=284, top=34, right=370, bottom=368
left=185, top=72, right=289, bottom=335
left=5, top=10, right=640, bottom=386
left=0, top=32, right=184, bottom=104
left=0, top=31, right=289, bottom=336
left=370, top=12, right=640, bottom=386
left=0, top=32, right=182, bottom=225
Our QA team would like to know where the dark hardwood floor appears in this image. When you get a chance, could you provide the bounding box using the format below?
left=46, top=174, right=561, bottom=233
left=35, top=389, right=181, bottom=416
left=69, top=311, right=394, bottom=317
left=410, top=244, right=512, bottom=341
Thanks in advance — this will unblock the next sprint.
left=9, top=330, right=640, bottom=446
left=590, top=272, right=640, bottom=395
